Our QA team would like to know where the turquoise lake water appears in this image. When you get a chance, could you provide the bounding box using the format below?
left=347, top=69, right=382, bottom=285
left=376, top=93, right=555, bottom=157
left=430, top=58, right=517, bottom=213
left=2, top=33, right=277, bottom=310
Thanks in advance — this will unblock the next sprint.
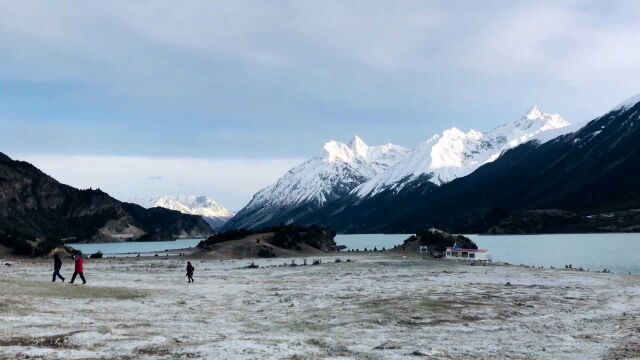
left=68, top=233, right=640, bottom=274
left=66, top=238, right=203, bottom=257
left=469, top=233, right=640, bottom=274
left=337, top=233, right=640, bottom=274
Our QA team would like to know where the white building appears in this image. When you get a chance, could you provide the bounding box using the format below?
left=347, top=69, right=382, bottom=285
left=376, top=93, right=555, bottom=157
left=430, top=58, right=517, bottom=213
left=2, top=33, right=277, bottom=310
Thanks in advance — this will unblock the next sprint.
left=445, top=247, right=492, bottom=261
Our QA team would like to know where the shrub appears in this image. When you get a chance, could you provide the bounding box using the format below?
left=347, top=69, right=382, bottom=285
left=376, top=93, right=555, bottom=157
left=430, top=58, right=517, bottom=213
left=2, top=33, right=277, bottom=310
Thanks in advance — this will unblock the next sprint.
left=198, top=229, right=256, bottom=248
left=257, top=247, right=276, bottom=258
left=90, top=251, right=103, bottom=259
left=0, top=230, right=35, bottom=256
left=12, top=238, right=34, bottom=256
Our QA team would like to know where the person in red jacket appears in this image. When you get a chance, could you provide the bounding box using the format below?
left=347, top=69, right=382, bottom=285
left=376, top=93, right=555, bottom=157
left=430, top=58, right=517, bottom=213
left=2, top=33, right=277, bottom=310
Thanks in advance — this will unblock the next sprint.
left=70, top=255, right=86, bottom=284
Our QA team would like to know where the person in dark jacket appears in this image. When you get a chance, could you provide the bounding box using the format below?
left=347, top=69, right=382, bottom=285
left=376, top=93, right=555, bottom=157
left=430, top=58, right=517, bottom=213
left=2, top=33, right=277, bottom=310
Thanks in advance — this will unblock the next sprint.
left=70, top=255, right=86, bottom=284
left=186, top=261, right=194, bottom=283
left=52, top=253, right=65, bottom=282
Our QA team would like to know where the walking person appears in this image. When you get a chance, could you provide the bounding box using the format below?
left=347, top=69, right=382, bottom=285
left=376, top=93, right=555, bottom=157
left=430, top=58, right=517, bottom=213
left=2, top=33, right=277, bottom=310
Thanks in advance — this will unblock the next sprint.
left=70, top=255, right=86, bottom=284
left=52, top=253, right=65, bottom=282
left=186, top=261, right=194, bottom=283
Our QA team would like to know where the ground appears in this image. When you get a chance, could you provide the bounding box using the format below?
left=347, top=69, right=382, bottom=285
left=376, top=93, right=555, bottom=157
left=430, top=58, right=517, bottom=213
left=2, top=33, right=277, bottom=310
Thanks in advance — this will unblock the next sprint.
left=1, top=254, right=639, bottom=359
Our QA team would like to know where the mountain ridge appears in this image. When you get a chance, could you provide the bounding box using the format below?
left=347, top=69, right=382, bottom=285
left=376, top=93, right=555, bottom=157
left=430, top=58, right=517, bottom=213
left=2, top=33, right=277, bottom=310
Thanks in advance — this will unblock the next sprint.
left=0, top=154, right=213, bottom=253
left=225, top=106, right=575, bottom=231
left=132, top=195, right=234, bottom=230
left=353, top=106, right=572, bottom=198
left=289, top=94, right=640, bottom=233
left=222, top=136, right=409, bottom=230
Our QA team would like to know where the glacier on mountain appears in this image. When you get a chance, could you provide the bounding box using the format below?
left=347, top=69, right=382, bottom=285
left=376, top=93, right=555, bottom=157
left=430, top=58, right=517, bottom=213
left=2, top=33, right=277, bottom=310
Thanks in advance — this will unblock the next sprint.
left=354, top=106, right=572, bottom=198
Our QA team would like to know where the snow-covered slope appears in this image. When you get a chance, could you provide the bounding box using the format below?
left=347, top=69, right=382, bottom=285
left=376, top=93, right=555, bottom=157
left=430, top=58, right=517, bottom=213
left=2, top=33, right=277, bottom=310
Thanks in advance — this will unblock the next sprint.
left=246, top=136, right=408, bottom=209
left=354, top=106, right=572, bottom=198
left=613, top=93, right=640, bottom=111
left=223, top=136, right=409, bottom=230
left=132, top=195, right=234, bottom=230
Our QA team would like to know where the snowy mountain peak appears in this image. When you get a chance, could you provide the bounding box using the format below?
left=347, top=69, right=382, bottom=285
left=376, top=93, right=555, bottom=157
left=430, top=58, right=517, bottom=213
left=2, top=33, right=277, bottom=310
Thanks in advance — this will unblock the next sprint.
left=154, top=195, right=234, bottom=218
left=131, top=195, right=234, bottom=229
left=349, top=135, right=369, bottom=156
left=514, top=106, right=568, bottom=131
left=223, top=137, right=409, bottom=229
left=323, top=140, right=357, bottom=163
left=524, top=105, right=543, bottom=120
left=614, top=93, right=640, bottom=111
left=354, top=107, right=574, bottom=198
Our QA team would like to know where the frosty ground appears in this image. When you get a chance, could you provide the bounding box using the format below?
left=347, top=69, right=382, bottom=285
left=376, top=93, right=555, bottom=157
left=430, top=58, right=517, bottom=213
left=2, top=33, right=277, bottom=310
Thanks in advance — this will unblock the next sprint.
left=1, top=254, right=639, bottom=359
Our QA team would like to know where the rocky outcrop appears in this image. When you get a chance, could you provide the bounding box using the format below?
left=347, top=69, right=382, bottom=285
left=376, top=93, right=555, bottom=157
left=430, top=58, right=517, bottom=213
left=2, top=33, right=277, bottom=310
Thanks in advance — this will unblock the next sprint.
left=397, top=228, right=477, bottom=255
left=196, top=225, right=338, bottom=259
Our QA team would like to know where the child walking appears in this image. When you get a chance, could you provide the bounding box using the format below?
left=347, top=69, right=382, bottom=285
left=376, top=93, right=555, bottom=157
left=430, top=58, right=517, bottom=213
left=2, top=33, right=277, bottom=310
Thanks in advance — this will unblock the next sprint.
left=186, top=261, right=194, bottom=283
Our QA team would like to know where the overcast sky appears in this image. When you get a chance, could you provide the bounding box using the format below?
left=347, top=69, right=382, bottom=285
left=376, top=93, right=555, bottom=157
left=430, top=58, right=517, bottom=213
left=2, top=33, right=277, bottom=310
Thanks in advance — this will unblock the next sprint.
left=1, top=1, right=639, bottom=209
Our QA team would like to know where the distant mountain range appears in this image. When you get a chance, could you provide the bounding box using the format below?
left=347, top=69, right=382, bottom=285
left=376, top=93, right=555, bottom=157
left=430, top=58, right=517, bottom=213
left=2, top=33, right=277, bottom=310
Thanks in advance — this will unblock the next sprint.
left=225, top=105, right=586, bottom=232
left=132, top=195, right=234, bottom=230
left=0, top=155, right=213, bottom=250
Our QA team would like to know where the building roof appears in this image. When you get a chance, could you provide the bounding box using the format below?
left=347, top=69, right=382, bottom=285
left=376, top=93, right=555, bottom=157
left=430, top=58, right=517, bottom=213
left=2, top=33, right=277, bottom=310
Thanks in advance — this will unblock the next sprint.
left=446, top=247, right=488, bottom=253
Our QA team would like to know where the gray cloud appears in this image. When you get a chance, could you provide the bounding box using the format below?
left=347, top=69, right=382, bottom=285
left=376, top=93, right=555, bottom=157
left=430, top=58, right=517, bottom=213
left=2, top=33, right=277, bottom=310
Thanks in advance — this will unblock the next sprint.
left=1, top=1, right=639, bottom=159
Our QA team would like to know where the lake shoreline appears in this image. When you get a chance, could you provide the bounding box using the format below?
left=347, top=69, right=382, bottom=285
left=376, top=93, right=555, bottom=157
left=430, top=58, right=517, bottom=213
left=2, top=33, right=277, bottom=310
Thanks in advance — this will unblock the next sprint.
left=60, top=232, right=640, bottom=274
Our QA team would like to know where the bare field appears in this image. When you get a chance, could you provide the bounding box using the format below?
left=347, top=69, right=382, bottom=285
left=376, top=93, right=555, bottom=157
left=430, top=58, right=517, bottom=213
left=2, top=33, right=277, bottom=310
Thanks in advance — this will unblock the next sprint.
left=1, top=254, right=639, bottom=359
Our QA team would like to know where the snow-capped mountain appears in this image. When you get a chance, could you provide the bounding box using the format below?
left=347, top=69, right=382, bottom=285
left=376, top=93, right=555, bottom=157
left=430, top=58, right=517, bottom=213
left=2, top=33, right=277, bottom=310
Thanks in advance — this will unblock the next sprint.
left=354, top=106, right=572, bottom=198
left=132, top=195, right=234, bottom=230
left=222, top=136, right=409, bottom=230
left=283, top=94, right=640, bottom=233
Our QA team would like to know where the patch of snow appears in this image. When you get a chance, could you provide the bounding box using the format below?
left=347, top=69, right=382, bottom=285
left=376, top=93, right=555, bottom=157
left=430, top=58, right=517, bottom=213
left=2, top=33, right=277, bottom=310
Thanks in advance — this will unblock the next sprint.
left=613, top=93, right=640, bottom=111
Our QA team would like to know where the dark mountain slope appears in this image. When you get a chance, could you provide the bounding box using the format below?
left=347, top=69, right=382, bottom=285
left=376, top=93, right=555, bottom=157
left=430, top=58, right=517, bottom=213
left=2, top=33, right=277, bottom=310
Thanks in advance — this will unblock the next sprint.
left=0, top=153, right=213, bottom=252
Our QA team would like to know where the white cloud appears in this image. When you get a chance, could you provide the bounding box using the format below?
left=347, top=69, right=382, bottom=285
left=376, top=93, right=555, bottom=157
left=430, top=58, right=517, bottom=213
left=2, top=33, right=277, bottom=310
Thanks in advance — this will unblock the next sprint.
left=15, top=154, right=302, bottom=211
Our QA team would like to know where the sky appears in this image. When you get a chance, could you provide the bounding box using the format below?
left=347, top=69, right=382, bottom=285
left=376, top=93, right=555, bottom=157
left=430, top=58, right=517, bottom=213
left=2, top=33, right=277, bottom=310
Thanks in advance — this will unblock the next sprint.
left=1, top=1, right=640, bottom=210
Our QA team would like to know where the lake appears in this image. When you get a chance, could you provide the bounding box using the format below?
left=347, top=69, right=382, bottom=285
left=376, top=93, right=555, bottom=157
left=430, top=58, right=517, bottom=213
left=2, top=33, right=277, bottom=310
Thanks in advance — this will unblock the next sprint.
left=470, top=233, right=640, bottom=275
left=337, top=233, right=640, bottom=274
left=66, top=238, right=203, bottom=257
left=68, top=233, right=640, bottom=274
